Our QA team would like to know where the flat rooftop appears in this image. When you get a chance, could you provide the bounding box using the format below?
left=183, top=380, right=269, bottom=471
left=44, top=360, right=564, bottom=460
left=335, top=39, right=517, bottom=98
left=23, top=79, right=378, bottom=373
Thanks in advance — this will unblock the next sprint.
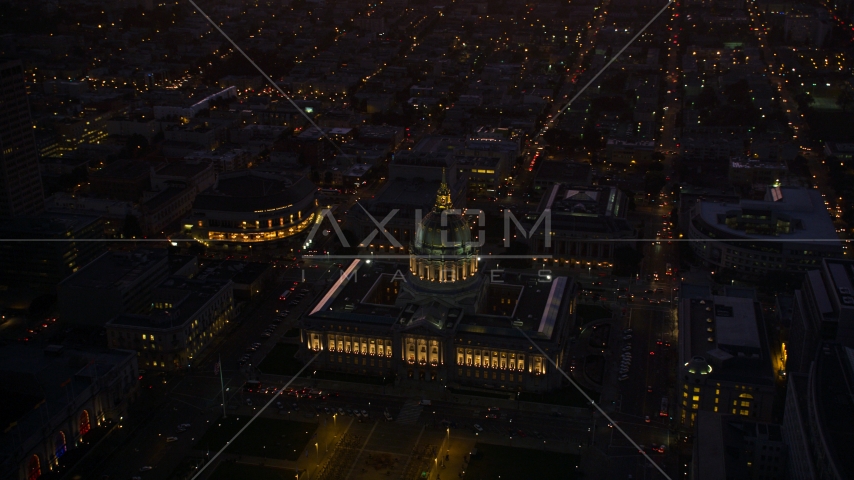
left=108, top=278, right=231, bottom=330
left=308, top=260, right=573, bottom=340
left=373, top=178, right=443, bottom=208
left=193, top=170, right=315, bottom=212
left=696, top=187, right=839, bottom=243
left=59, top=249, right=168, bottom=290
left=682, top=293, right=774, bottom=386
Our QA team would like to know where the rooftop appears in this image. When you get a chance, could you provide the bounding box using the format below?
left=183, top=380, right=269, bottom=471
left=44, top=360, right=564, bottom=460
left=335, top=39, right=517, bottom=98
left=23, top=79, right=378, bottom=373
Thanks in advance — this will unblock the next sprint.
left=91, top=158, right=152, bottom=180
left=193, top=170, right=316, bottom=213
left=308, top=260, right=573, bottom=340
left=58, top=249, right=168, bottom=290
left=108, top=277, right=231, bottom=330
left=681, top=290, right=774, bottom=386
left=695, top=186, right=839, bottom=242
left=155, top=160, right=212, bottom=179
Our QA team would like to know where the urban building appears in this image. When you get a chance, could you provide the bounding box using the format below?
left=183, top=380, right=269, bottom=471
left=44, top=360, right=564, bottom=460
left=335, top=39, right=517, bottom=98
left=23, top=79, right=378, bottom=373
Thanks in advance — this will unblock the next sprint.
left=0, top=344, right=138, bottom=480
left=187, top=170, right=318, bottom=248
left=728, top=157, right=789, bottom=191
left=351, top=168, right=466, bottom=254
left=787, top=259, right=854, bottom=375
left=687, top=186, right=842, bottom=280
left=0, top=213, right=104, bottom=292
left=533, top=161, right=593, bottom=191
left=677, top=286, right=777, bottom=430
left=57, top=249, right=171, bottom=326
left=298, top=180, right=578, bottom=393
left=783, top=343, right=854, bottom=480
left=676, top=186, right=739, bottom=233
left=105, top=276, right=235, bottom=371
left=524, top=184, right=636, bottom=266
left=692, top=411, right=786, bottom=480
left=89, top=159, right=154, bottom=202
left=0, top=58, right=45, bottom=217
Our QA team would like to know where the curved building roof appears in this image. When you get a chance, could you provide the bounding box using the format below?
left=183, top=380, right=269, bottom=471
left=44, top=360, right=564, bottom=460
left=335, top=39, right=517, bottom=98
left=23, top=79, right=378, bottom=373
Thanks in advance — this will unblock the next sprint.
left=193, top=170, right=316, bottom=213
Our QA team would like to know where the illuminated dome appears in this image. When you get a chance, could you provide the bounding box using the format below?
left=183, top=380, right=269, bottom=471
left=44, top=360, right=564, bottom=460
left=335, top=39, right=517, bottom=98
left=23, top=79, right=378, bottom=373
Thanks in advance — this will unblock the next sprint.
left=408, top=169, right=479, bottom=284
left=414, top=209, right=473, bottom=256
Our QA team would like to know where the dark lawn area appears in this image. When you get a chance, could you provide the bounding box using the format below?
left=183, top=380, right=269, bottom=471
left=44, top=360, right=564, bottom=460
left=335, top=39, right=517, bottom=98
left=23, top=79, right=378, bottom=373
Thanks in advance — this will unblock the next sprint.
left=583, top=354, right=605, bottom=385
left=194, top=416, right=316, bottom=461
left=283, top=328, right=300, bottom=337
left=310, top=370, right=395, bottom=385
left=576, top=304, right=611, bottom=324
left=209, top=462, right=298, bottom=480
left=464, top=444, right=581, bottom=480
left=258, top=343, right=306, bottom=376
left=587, top=323, right=611, bottom=349
left=519, top=383, right=600, bottom=407
left=447, top=386, right=514, bottom=400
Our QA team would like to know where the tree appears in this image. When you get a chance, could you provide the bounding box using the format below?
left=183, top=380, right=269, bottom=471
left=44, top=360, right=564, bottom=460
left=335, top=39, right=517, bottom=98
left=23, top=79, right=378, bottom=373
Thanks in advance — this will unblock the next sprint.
left=694, top=87, right=719, bottom=111
left=648, top=161, right=665, bottom=172
left=323, top=171, right=334, bottom=185
left=837, top=87, right=854, bottom=113
left=125, top=134, right=149, bottom=158
left=644, top=171, right=667, bottom=195
left=794, top=92, right=815, bottom=112
left=620, top=187, right=637, bottom=211
left=122, top=214, right=144, bottom=239
left=28, top=294, right=56, bottom=320
left=499, top=241, right=532, bottom=269
left=613, top=246, right=643, bottom=277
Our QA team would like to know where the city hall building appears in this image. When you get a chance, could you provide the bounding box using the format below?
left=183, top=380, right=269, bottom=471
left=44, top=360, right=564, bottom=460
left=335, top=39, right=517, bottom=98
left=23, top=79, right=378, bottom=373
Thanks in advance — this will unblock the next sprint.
left=297, top=176, right=578, bottom=393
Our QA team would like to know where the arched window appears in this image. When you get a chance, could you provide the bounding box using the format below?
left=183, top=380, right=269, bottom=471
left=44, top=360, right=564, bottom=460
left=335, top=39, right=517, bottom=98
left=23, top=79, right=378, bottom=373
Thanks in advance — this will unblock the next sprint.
left=79, top=410, right=91, bottom=436
left=27, top=455, right=40, bottom=480
left=55, top=431, right=67, bottom=458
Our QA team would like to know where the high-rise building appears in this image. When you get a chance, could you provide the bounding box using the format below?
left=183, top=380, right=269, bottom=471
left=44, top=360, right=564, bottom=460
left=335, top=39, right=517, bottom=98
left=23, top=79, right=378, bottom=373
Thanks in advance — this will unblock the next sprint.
left=783, top=343, right=854, bottom=480
left=0, top=59, right=45, bottom=217
left=787, top=258, right=854, bottom=375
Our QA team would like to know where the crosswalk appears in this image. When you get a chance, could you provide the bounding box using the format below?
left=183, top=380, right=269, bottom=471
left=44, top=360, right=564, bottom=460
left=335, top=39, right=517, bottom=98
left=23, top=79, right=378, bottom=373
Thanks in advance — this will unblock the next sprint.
left=395, top=402, right=423, bottom=425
